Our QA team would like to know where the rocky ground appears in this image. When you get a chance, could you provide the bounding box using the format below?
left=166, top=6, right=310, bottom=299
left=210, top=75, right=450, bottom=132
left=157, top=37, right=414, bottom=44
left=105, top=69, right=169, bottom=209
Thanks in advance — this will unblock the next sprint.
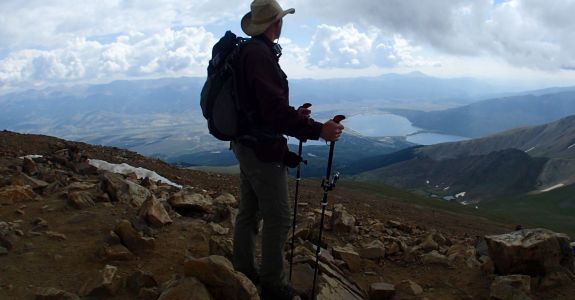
left=0, top=130, right=574, bottom=300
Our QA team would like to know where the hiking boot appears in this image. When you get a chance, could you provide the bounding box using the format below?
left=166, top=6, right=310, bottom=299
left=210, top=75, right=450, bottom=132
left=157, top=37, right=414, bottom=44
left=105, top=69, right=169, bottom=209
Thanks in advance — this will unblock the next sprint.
left=260, top=284, right=308, bottom=300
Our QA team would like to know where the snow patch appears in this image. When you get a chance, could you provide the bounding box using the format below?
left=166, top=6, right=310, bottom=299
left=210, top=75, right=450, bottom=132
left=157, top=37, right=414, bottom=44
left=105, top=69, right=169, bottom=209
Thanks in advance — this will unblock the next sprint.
left=307, top=153, right=318, bottom=157
left=443, top=186, right=450, bottom=191
left=455, top=192, right=466, bottom=198
left=425, top=180, right=430, bottom=185
left=568, top=143, right=575, bottom=149
left=19, top=155, right=44, bottom=159
left=525, top=147, right=536, bottom=153
left=540, top=183, right=565, bottom=193
left=88, top=159, right=182, bottom=189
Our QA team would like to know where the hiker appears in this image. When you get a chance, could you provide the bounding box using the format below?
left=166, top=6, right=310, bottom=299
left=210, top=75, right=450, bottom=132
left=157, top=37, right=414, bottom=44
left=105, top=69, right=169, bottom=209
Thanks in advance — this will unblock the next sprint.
left=232, top=0, right=344, bottom=299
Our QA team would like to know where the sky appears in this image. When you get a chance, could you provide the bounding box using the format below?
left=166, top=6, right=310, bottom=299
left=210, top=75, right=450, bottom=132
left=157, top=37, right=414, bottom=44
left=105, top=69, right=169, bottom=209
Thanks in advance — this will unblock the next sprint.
left=0, top=0, right=574, bottom=93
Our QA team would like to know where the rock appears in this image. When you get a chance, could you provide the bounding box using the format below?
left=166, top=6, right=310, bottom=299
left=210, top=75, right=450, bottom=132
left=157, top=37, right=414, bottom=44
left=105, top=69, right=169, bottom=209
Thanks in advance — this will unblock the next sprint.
left=169, top=192, right=214, bottom=215
left=359, top=240, right=386, bottom=259
left=31, top=217, right=49, bottom=231
left=386, top=220, right=412, bottom=233
left=35, top=287, right=80, bottom=300
left=99, top=244, right=134, bottom=261
left=291, top=263, right=315, bottom=296
left=79, top=265, right=123, bottom=297
left=332, top=245, right=362, bottom=273
left=67, top=191, right=96, bottom=209
left=0, top=246, right=8, bottom=255
left=127, top=270, right=158, bottom=294
left=490, top=275, right=531, bottom=300
left=209, top=236, right=233, bottom=259
left=45, top=231, right=67, bottom=241
left=11, top=172, right=49, bottom=190
left=101, top=172, right=151, bottom=207
left=214, top=192, right=238, bottom=206
left=140, top=177, right=158, bottom=191
left=209, top=222, right=229, bottom=235
left=0, top=185, right=37, bottom=205
left=114, top=220, right=155, bottom=254
left=420, top=234, right=439, bottom=252
left=139, top=197, right=172, bottom=227
left=480, top=256, right=495, bottom=274
left=316, top=273, right=364, bottom=300
left=536, top=270, right=575, bottom=290
left=139, top=287, right=161, bottom=300
left=332, top=204, right=356, bottom=233
left=485, top=228, right=574, bottom=276
left=183, top=255, right=258, bottom=300
left=23, top=157, right=38, bottom=176
left=421, top=250, right=449, bottom=266
left=157, top=277, right=213, bottom=300
left=397, top=280, right=423, bottom=296
left=369, top=282, right=395, bottom=300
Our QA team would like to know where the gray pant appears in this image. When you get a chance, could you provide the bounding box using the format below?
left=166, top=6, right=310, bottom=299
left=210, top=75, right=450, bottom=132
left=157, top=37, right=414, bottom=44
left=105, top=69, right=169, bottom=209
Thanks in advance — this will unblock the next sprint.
left=232, top=142, right=291, bottom=287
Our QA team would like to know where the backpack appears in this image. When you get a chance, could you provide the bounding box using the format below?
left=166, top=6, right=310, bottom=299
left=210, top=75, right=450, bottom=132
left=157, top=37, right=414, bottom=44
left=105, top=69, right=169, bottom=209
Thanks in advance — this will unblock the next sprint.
left=200, top=31, right=250, bottom=141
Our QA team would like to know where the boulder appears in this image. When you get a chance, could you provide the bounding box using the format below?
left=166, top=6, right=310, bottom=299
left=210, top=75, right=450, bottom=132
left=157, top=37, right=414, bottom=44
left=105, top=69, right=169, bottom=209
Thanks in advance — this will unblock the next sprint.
left=35, top=287, right=80, bottom=300
left=79, top=265, right=123, bottom=297
left=139, top=197, right=172, bottom=227
left=332, top=204, right=356, bottom=233
left=291, top=263, right=315, bottom=296
left=101, top=172, right=151, bottom=207
left=397, top=280, right=423, bottom=296
left=169, top=192, right=214, bottom=215
left=209, top=236, right=233, bottom=259
left=485, top=228, right=575, bottom=276
left=422, top=250, right=449, bottom=266
left=183, top=255, right=259, bottom=300
left=0, top=185, right=37, bottom=205
left=114, top=220, right=155, bottom=254
left=209, top=222, right=229, bottom=235
left=99, top=244, right=134, bottom=261
left=22, top=157, right=38, bottom=176
left=67, top=191, right=96, bottom=209
left=359, top=240, right=386, bottom=260
left=332, top=245, right=362, bottom=273
left=420, top=234, right=439, bottom=252
left=316, top=274, right=364, bottom=300
left=490, top=275, right=532, bottom=300
left=214, top=192, right=238, bottom=207
left=45, top=231, right=67, bottom=241
left=127, top=270, right=158, bottom=294
left=11, top=172, right=49, bottom=191
left=158, top=277, right=212, bottom=300
left=369, top=282, right=395, bottom=300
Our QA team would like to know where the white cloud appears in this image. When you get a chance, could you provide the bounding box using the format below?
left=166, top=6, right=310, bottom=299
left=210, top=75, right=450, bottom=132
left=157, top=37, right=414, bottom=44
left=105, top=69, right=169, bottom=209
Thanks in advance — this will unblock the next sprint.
left=0, top=27, right=216, bottom=89
left=291, top=0, right=575, bottom=71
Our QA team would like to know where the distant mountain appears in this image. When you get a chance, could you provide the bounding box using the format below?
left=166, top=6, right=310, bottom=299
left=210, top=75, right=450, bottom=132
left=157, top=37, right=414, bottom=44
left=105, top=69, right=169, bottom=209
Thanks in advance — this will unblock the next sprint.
left=348, top=115, right=575, bottom=202
left=0, top=74, right=521, bottom=164
left=390, top=90, right=575, bottom=138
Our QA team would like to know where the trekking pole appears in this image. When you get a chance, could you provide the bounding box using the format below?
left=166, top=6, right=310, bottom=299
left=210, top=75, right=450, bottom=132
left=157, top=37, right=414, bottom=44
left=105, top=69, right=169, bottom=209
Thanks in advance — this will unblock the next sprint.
left=311, top=115, right=345, bottom=299
left=289, top=103, right=312, bottom=282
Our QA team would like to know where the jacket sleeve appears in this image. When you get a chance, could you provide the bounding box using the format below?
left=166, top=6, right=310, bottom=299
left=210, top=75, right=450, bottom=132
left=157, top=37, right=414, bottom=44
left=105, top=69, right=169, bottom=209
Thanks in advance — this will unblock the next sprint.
left=244, top=47, right=323, bottom=141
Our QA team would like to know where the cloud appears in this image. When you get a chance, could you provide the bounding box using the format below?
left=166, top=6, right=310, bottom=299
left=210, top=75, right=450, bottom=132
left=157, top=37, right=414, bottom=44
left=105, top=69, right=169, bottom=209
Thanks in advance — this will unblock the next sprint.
left=297, top=23, right=437, bottom=69
left=0, top=27, right=216, bottom=89
left=291, top=0, right=575, bottom=71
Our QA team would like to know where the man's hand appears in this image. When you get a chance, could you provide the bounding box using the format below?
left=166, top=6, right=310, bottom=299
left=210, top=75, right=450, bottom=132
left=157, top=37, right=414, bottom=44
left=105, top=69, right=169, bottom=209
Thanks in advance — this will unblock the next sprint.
left=297, top=103, right=312, bottom=118
left=321, top=119, right=344, bottom=142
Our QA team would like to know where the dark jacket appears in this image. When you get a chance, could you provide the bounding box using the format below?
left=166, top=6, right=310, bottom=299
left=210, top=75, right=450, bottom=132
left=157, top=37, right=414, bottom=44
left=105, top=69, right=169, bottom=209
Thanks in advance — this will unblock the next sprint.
left=235, top=35, right=323, bottom=163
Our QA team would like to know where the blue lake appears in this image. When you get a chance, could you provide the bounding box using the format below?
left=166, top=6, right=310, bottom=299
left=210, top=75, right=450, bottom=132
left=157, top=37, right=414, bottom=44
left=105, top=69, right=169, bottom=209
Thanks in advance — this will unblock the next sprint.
left=346, top=113, right=468, bottom=145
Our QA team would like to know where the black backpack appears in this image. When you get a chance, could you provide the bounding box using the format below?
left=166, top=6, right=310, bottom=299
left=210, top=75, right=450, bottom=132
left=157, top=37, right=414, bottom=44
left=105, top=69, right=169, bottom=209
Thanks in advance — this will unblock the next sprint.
left=200, top=31, right=250, bottom=141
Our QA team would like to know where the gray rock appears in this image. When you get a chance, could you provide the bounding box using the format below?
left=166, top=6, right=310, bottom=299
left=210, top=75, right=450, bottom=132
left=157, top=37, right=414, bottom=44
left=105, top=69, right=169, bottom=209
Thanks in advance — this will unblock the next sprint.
left=485, top=228, right=574, bottom=276
left=214, top=192, right=238, bottom=207
left=169, top=192, right=214, bottom=215
left=397, top=280, right=423, bottom=296
left=114, top=220, right=155, bottom=254
left=139, top=196, right=172, bottom=227
left=332, top=245, right=362, bottom=273
left=101, top=172, right=151, bottom=207
left=359, top=240, right=385, bottom=259
left=67, top=191, right=96, bottom=209
left=127, top=270, right=158, bottom=294
left=490, top=275, right=531, bottom=300
left=79, top=265, right=123, bottom=297
left=158, top=277, right=212, bottom=300
left=0, top=185, right=37, bottom=205
left=369, top=282, right=395, bottom=300
left=421, top=250, right=449, bottom=266
left=332, top=204, right=356, bottom=234
left=183, top=255, right=258, bottom=300
left=35, top=287, right=80, bottom=300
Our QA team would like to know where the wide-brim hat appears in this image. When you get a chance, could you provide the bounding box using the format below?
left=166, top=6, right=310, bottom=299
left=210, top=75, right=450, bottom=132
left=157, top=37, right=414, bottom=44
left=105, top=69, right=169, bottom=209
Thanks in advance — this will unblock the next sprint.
left=241, top=0, right=295, bottom=36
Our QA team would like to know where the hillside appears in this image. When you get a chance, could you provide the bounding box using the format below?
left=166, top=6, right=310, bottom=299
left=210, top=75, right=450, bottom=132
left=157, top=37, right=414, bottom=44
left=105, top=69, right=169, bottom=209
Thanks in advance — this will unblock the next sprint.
left=1, top=131, right=573, bottom=299
left=391, top=90, right=575, bottom=138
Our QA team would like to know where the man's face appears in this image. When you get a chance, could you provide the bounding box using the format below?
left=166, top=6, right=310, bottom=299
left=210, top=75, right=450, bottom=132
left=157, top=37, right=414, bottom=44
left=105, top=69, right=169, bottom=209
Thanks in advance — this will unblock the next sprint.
left=275, top=18, right=283, bottom=40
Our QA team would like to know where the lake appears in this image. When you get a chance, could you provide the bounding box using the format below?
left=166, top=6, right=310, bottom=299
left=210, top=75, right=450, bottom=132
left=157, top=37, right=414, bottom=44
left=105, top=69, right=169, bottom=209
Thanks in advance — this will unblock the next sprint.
left=346, top=113, right=468, bottom=145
